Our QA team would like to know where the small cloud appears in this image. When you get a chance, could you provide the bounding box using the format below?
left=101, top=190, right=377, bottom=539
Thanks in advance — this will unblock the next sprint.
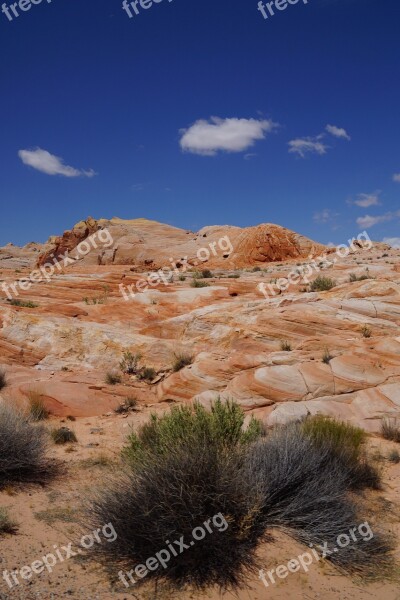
left=131, top=183, right=146, bottom=192
left=325, top=124, right=351, bottom=141
left=356, top=211, right=400, bottom=229
left=18, top=148, right=95, bottom=178
left=244, top=153, right=257, bottom=160
left=393, top=173, right=400, bottom=182
left=288, top=137, right=328, bottom=158
left=179, top=117, right=278, bottom=156
left=349, top=191, right=381, bottom=208
left=313, top=209, right=339, bottom=225
left=382, top=237, right=400, bottom=248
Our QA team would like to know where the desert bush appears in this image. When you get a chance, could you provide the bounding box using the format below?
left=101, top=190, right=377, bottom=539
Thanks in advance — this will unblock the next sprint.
left=0, top=507, right=18, bottom=535
left=105, top=372, right=122, bottom=385
left=28, top=391, right=49, bottom=421
left=119, top=350, right=142, bottom=375
left=201, top=269, right=213, bottom=279
left=191, top=279, right=209, bottom=288
left=7, top=299, right=38, bottom=308
left=51, top=427, right=78, bottom=445
left=178, top=274, right=186, bottom=281
left=114, top=397, right=138, bottom=414
left=137, top=367, right=156, bottom=382
left=123, top=399, right=263, bottom=466
left=310, top=276, right=336, bottom=292
left=302, top=415, right=380, bottom=490
left=361, top=325, right=372, bottom=338
left=172, top=352, right=194, bottom=372
left=0, top=403, right=54, bottom=487
left=280, top=340, right=292, bottom=352
left=381, top=418, right=400, bottom=443
left=243, top=423, right=392, bottom=575
left=0, top=369, right=7, bottom=391
left=252, top=266, right=261, bottom=272
left=88, top=441, right=266, bottom=591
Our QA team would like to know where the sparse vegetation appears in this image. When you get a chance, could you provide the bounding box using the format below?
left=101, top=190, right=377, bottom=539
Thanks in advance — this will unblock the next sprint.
left=349, top=273, right=371, bottom=282
left=388, top=449, right=400, bottom=464
left=105, top=372, right=122, bottom=385
left=227, top=273, right=240, bottom=278
left=119, top=350, right=142, bottom=374
left=252, top=266, right=261, bottom=272
left=191, top=279, right=210, bottom=288
left=28, top=391, right=50, bottom=421
left=172, top=352, right=194, bottom=372
left=381, top=418, right=400, bottom=443
left=0, top=368, right=7, bottom=391
left=51, top=427, right=78, bottom=445
left=201, top=269, right=213, bottom=278
left=178, top=274, right=186, bottom=281
left=361, top=324, right=372, bottom=338
left=137, top=367, right=156, bottom=382
left=0, top=403, right=54, bottom=488
left=7, top=299, right=38, bottom=308
left=310, top=276, right=336, bottom=292
left=280, top=340, right=292, bottom=352
left=114, top=397, right=138, bottom=414
left=0, top=507, right=18, bottom=535
left=322, top=348, right=334, bottom=364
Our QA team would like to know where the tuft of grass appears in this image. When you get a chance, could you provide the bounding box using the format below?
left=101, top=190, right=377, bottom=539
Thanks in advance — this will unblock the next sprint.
left=0, top=368, right=7, bottom=391
left=191, top=279, right=209, bottom=288
left=227, top=273, right=240, bottom=278
left=252, top=266, right=262, bottom=272
left=178, top=275, right=186, bottom=281
left=388, top=449, right=400, bottom=464
left=322, top=348, right=334, bottom=364
left=137, top=367, right=156, bottom=382
left=172, top=352, right=194, bottom=372
left=381, top=418, right=400, bottom=443
left=361, top=324, right=372, bottom=338
left=310, top=276, right=336, bottom=292
left=114, top=397, right=138, bottom=414
left=0, top=403, right=55, bottom=488
left=81, top=453, right=114, bottom=468
left=0, top=507, right=18, bottom=535
left=28, top=391, right=50, bottom=421
left=7, top=299, right=38, bottom=308
left=119, top=350, right=142, bottom=375
left=51, top=427, right=77, bottom=445
left=105, top=372, right=122, bottom=385
left=34, top=507, right=77, bottom=525
left=201, top=269, right=213, bottom=279
left=280, top=340, right=292, bottom=352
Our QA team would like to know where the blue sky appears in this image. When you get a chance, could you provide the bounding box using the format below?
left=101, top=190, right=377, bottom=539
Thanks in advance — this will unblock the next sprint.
left=0, top=0, right=399, bottom=247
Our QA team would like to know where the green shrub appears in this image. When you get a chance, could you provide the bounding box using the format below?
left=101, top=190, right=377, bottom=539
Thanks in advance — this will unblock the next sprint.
left=0, top=368, right=7, bottom=391
left=123, top=399, right=263, bottom=465
left=302, top=415, right=380, bottom=490
left=172, top=352, right=194, bottom=372
left=252, top=266, right=261, bottom=272
left=191, top=279, right=209, bottom=288
left=388, top=449, right=400, bottom=464
left=201, top=269, right=213, bottom=279
left=178, top=275, right=186, bottom=281
left=28, top=391, right=50, bottom=421
left=51, top=427, right=77, bottom=445
left=0, top=507, right=18, bottom=535
left=381, top=418, right=400, bottom=443
left=114, top=397, right=138, bottom=414
left=7, top=299, right=38, bottom=308
left=310, top=276, right=336, bottom=292
left=105, top=372, right=122, bottom=385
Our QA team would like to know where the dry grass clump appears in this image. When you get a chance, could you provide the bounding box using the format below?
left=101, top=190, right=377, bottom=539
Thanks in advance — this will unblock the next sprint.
left=172, top=352, right=194, bottom=372
left=381, top=418, right=400, bottom=443
left=0, top=403, right=54, bottom=488
left=310, top=276, right=336, bottom=292
left=0, top=368, right=7, bottom=391
left=0, top=507, right=18, bottom=535
left=51, top=427, right=78, bottom=445
left=27, top=390, right=50, bottom=421
left=105, top=371, right=122, bottom=385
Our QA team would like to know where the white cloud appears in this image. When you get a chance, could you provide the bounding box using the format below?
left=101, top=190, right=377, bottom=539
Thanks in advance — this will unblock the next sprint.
left=326, top=124, right=351, bottom=141
left=313, top=208, right=339, bottom=224
left=350, top=191, right=381, bottom=208
left=288, top=136, right=328, bottom=158
left=356, top=211, right=400, bottom=228
left=382, top=237, right=400, bottom=248
left=393, top=173, right=400, bottom=182
left=18, top=148, right=96, bottom=177
left=179, top=117, right=277, bottom=156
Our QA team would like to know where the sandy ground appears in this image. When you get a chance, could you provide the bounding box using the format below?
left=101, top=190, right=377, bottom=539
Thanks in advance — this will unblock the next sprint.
left=1, top=411, right=399, bottom=600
